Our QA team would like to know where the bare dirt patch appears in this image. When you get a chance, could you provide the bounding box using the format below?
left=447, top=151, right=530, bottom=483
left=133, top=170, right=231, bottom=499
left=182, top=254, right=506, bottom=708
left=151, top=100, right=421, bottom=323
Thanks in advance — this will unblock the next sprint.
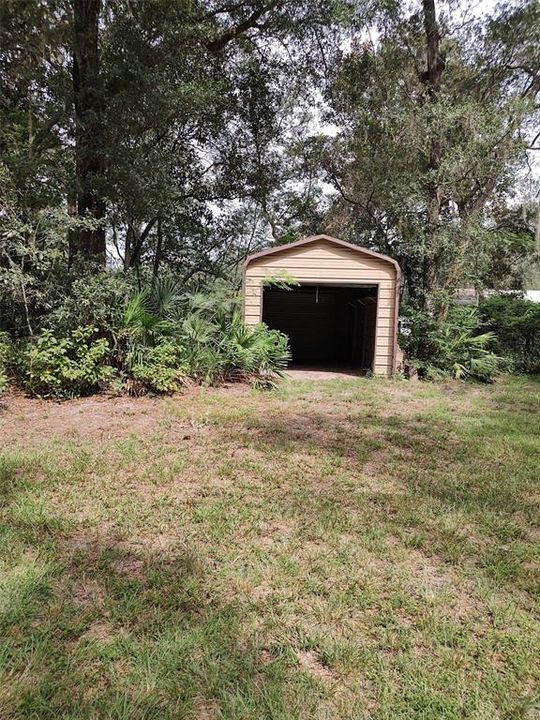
left=256, top=519, right=295, bottom=547
left=65, top=522, right=117, bottom=552
left=110, top=555, right=144, bottom=576
left=72, top=579, right=106, bottom=607
left=286, top=367, right=363, bottom=381
left=67, top=527, right=174, bottom=577
left=296, top=649, right=337, bottom=682
left=403, top=548, right=483, bottom=621
left=194, top=697, right=219, bottom=720
left=0, top=390, right=166, bottom=446
left=359, top=448, right=402, bottom=489
left=78, top=619, right=116, bottom=644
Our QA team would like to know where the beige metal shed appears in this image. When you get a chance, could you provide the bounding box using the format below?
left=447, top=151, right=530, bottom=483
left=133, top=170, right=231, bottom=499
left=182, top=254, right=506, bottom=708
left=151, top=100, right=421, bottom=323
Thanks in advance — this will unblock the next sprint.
left=243, top=234, right=400, bottom=376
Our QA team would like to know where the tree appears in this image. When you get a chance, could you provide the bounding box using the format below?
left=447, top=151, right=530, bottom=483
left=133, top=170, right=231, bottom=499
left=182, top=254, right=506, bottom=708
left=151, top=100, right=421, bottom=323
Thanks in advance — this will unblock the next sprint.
left=0, top=0, right=75, bottom=334
left=323, top=0, right=540, bottom=313
left=477, top=203, right=538, bottom=290
left=0, top=0, right=346, bottom=334
left=99, top=0, right=344, bottom=276
left=71, top=0, right=106, bottom=262
left=1, top=1, right=344, bottom=272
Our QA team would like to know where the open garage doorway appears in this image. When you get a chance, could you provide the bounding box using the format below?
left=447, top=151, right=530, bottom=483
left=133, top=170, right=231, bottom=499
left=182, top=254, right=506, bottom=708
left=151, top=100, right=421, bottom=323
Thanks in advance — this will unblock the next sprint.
left=262, top=284, right=378, bottom=372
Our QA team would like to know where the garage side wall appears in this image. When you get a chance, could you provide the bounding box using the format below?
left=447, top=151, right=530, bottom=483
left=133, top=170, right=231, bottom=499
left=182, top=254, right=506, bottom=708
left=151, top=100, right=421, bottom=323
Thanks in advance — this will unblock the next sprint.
left=244, top=239, right=397, bottom=376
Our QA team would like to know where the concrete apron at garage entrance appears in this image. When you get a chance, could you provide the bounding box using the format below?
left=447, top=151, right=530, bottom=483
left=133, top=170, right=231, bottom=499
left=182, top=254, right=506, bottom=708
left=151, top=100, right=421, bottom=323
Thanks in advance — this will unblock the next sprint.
left=285, top=364, right=365, bottom=380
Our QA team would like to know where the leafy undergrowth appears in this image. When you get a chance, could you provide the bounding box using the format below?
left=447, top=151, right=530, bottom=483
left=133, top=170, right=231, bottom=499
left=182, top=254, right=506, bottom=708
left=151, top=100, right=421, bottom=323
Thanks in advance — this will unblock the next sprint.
left=0, top=376, right=539, bottom=719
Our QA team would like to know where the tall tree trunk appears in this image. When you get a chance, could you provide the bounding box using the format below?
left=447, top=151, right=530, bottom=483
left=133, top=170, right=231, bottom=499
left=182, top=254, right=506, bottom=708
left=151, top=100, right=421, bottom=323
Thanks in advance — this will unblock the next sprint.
left=71, top=0, right=106, bottom=265
left=124, top=223, right=134, bottom=271
left=153, top=217, right=163, bottom=278
left=127, top=217, right=158, bottom=269
left=421, top=0, right=444, bottom=314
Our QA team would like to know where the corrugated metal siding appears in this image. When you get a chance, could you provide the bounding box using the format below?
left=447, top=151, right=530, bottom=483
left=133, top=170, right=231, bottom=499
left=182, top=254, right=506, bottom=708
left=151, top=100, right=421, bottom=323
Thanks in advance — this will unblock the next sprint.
left=244, top=239, right=398, bottom=376
left=357, top=297, right=377, bottom=368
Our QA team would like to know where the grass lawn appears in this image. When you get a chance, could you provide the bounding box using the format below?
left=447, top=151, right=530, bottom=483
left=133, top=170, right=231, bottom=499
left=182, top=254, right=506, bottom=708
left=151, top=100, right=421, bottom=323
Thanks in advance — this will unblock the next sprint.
left=0, top=375, right=539, bottom=719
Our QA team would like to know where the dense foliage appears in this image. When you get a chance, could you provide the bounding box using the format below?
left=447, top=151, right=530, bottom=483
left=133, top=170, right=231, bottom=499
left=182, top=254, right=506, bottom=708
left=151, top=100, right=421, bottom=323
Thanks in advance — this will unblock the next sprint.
left=401, top=294, right=540, bottom=382
left=0, top=331, right=9, bottom=394
left=399, top=304, right=507, bottom=382
left=5, top=277, right=290, bottom=397
left=20, top=326, right=113, bottom=398
left=0, top=0, right=339, bottom=277
left=121, top=281, right=290, bottom=392
left=479, top=295, right=540, bottom=374
left=323, top=1, right=539, bottom=309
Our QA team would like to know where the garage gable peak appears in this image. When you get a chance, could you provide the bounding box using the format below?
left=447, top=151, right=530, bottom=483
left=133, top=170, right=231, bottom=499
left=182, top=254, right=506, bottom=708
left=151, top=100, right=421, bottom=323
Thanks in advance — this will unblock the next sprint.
left=245, top=234, right=399, bottom=275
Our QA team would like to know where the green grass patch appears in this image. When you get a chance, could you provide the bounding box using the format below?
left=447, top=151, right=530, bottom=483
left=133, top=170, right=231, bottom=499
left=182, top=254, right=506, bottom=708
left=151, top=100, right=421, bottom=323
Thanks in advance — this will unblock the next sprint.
left=0, top=376, right=538, bottom=718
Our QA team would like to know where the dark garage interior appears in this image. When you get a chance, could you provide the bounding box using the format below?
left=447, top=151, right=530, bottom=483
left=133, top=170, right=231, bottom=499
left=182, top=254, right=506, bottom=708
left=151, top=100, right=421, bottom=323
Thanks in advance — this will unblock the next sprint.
left=262, top=284, right=378, bottom=370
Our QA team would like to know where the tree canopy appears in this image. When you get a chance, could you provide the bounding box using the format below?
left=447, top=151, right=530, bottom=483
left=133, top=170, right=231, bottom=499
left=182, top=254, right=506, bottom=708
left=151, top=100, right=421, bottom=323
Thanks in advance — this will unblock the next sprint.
left=322, top=0, right=539, bottom=309
left=1, top=0, right=539, bottom=335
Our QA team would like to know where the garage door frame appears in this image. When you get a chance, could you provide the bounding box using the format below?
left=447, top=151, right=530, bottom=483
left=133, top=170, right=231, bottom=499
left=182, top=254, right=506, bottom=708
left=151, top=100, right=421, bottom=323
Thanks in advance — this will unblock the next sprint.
left=261, top=281, right=381, bottom=371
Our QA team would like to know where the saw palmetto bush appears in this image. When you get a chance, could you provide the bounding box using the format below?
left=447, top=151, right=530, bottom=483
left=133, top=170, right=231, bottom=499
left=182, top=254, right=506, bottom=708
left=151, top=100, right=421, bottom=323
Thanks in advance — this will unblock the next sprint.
left=216, top=312, right=291, bottom=388
left=400, top=304, right=507, bottom=382
left=120, top=279, right=290, bottom=392
left=121, top=276, right=184, bottom=347
left=431, top=321, right=506, bottom=382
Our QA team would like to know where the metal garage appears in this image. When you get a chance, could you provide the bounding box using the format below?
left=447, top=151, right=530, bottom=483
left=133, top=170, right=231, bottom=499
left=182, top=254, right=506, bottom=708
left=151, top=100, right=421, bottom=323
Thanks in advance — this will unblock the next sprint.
left=243, top=235, right=400, bottom=376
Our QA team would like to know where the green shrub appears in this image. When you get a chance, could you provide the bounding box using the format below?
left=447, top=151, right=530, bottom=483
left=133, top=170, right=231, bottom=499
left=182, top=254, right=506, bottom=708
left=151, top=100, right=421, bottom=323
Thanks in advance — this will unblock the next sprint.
left=178, top=313, right=225, bottom=384
left=10, top=278, right=291, bottom=398
left=126, top=341, right=187, bottom=393
left=0, top=332, right=10, bottom=394
left=123, top=313, right=290, bottom=392
left=479, top=295, right=540, bottom=374
left=121, top=276, right=185, bottom=347
left=46, top=271, right=131, bottom=342
left=20, top=326, right=114, bottom=398
left=174, top=310, right=290, bottom=388
left=400, top=304, right=507, bottom=382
